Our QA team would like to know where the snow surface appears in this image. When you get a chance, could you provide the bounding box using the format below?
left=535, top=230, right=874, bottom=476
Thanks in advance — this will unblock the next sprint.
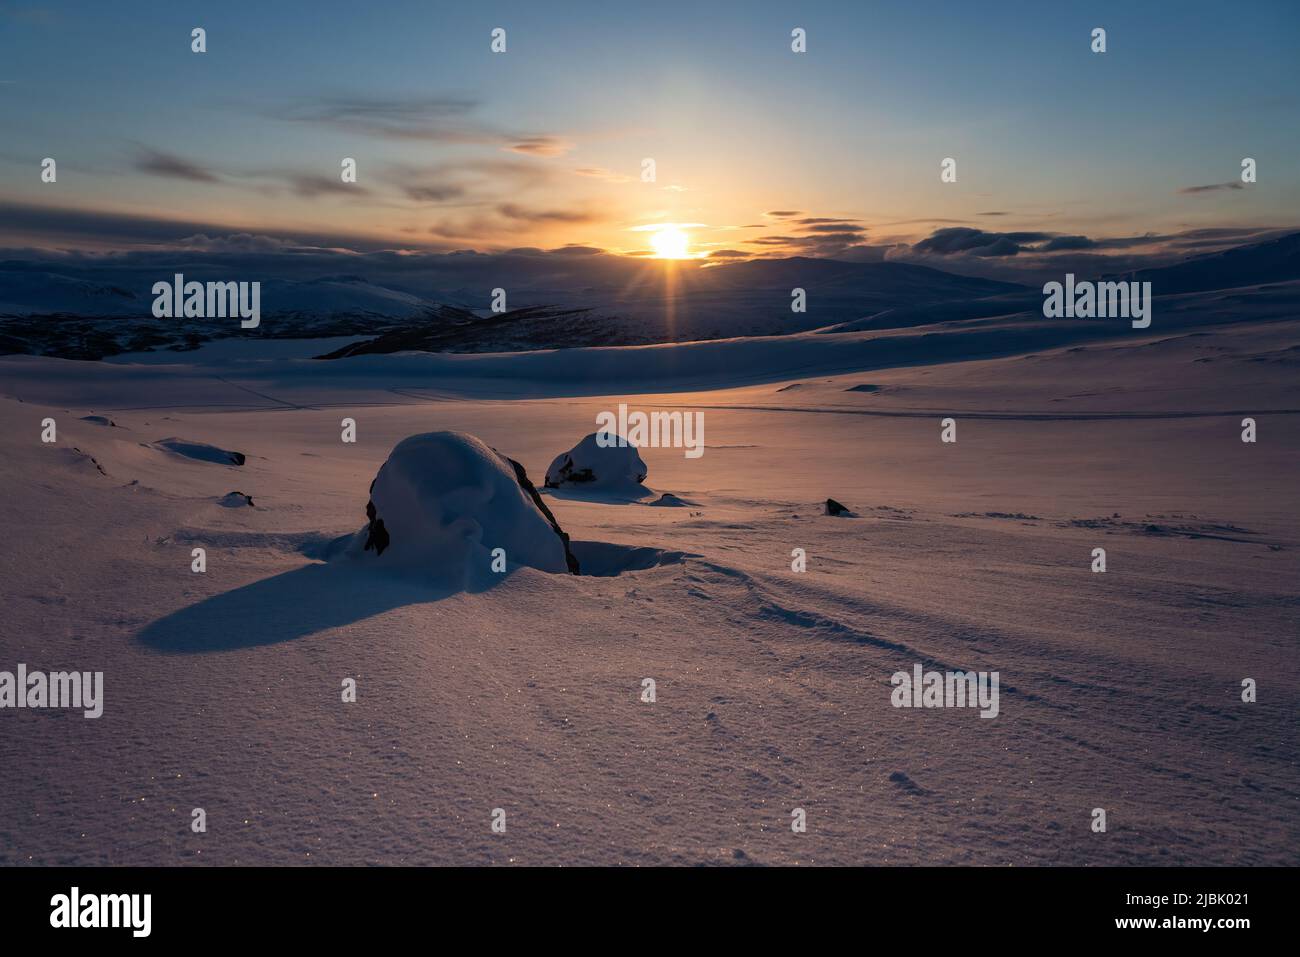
left=1, top=312, right=1297, bottom=866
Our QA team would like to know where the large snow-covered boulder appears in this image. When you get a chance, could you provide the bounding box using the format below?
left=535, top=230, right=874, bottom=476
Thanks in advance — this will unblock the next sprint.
left=545, top=433, right=647, bottom=490
left=340, top=432, right=578, bottom=580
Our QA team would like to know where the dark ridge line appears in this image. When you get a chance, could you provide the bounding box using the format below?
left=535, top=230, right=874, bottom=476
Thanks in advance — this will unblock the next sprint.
left=649, top=405, right=1300, bottom=421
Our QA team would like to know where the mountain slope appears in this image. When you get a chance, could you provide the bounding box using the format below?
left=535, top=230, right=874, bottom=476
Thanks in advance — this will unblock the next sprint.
left=1121, top=231, right=1300, bottom=294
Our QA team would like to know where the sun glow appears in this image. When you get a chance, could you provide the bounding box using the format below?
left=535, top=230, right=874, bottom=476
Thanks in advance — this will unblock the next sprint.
left=649, top=225, right=690, bottom=259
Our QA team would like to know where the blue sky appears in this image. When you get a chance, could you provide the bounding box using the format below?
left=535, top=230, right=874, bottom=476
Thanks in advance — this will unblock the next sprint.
left=1, top=0, right=1297, bottom=267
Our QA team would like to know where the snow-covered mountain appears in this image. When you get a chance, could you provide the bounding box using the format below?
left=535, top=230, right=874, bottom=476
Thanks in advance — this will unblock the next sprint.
left=0, top=273, right=441, bottom=359
left=4, top=234, right=1298, bottom=360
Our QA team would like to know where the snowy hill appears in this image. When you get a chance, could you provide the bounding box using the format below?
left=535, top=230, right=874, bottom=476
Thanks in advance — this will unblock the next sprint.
left=0, top=257, right=1022, bottom=359
left=1120, top=230, right=1300, bottom=294
left=4, top=235, right=1298, bottom=361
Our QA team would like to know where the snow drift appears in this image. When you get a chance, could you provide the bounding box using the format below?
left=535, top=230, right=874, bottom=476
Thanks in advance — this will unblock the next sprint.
left=152, top=437, right=246, bottom=466
left=337, top=431, right=578, bottom=581
left=545, top=432, right=647, bottom=490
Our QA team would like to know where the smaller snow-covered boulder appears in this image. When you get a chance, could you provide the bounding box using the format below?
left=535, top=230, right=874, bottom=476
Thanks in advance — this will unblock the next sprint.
left=545, top=433, right=647, bottom=490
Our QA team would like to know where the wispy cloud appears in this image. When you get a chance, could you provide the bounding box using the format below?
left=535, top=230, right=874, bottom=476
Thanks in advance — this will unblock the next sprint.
left=1038, top=234, right=1096, bottom=251
left=402, top=183, right=467, bottom=202
left=281, top=173, right=371, bottom=198
left=497, top=203, right=594, bottom=223
left=132, top=147, right=382, bottom=201
left=798, top=222, right=864, bottom=234
left=0, top=4, right=62, bottom=26
left=134, top=148, right=220, bottom=184
left=740, top=213, right=869, bottom=256
left=913, top=227, right=1052, bottom=257
left=269, top=94, right=481, bottom=141
left=506, top=137, right=573, bottom=158
left=385, top=157, right=557, bottom=212
left=265, top=94, right=574, bottom=157
left=0, top=199, right=405, bottom=251
left=1177, top=182, right=1245, bottom=194
left=574, top=167, right=634, bottom=184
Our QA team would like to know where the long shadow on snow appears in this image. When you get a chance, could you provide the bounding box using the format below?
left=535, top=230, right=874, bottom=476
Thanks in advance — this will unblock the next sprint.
left=136, top=562, right=461, bottom=654
left=137, top=540, right=690, bottom=652
left=541, top=485, right=653, bottom=505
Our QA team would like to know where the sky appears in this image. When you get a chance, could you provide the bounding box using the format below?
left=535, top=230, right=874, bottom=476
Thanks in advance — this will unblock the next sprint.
left=1, top=0, right=1297, bottom=276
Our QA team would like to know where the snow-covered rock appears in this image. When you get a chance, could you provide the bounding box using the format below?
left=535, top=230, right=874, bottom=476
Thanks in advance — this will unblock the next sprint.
left=342, top=431, right=578, bottom=580
left=545, top=433, right=647, bottom=490
left=154, top=437, right=245, bottom=466
left=647, top=492, right=689, bottom=507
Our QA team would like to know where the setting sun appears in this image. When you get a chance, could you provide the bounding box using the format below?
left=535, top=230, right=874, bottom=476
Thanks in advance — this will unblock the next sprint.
left=649, top=226, right=690, bottom=259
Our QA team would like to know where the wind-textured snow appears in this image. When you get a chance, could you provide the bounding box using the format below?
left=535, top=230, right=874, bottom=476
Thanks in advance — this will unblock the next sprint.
left=1, top=308, right=1297, bottom=866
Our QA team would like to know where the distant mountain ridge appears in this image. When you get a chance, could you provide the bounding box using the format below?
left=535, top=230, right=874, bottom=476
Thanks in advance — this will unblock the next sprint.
left=824, top=231, right=1300, bottom=335
left=1117, top=231, right=1300, bottom=294
left=0, top=256, right=1022, bottom=358
left=2, top=234, right=1296, bottom=360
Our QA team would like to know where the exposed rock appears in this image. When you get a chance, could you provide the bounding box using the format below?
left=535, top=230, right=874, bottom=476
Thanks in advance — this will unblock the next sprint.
left=501, top=454, right=579, bottom=574
left=68, top=446, right=107, bottom=476
left=362, top=486, right=389, bottom=555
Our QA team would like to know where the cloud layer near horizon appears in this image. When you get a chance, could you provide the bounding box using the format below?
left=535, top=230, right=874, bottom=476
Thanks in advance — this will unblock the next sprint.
left=2, top=195, right=1293, bottom=288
